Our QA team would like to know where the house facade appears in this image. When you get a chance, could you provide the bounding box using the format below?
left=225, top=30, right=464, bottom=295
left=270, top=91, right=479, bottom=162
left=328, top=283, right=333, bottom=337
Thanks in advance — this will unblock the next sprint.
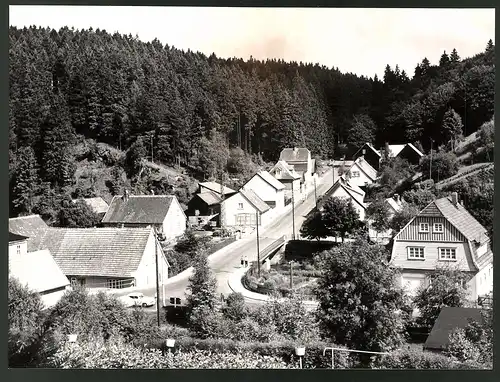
left=353, top=142, right=424, bottom=170
left=33, top=227, right=169, bottom=290
left=318, top=176, right=366, bottom=221
left=221, top=188, right=272, bottom=228
left=279, top=147, right=314, bottom=185
left=390, top=193, right=493, bottom=301
left=185, top=191, right=222, bottom=228
left=242, top=171, right=285, bottom=211
left=198, top=181, right=237, bottom=198
left=269, top=160, right=301, bottom=200
left=352, top=143, right=381, bottom=171
left=9, top=232, right=28, bottom=258
left=102, top=193, right=186, bottom=240
left=346, top=156, right=378, bottom=189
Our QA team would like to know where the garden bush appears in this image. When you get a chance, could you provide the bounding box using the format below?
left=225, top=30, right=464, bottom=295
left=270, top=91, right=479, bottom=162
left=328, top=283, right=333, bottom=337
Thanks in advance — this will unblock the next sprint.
left=371, top=349, right=482, bottom=369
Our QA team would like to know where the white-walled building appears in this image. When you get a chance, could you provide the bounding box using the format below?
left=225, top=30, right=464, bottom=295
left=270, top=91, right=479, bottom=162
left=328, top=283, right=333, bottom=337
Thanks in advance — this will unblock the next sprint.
left=242, top=171, right=285, bottom=211
left=221, top=188, right=272, bottom=228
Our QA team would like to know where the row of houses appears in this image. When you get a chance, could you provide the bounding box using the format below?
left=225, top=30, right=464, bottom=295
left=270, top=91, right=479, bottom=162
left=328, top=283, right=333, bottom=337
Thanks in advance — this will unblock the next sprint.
left=8, top=146, right=317, bottom=307
left=186, top=147, right=316, bottom=230
left=319, top=144, right=493, bottom=303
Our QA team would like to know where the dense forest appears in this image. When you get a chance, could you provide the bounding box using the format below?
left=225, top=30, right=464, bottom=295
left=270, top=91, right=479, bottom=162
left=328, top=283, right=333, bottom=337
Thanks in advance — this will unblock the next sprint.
left=8, top=26, right=495, bottom=220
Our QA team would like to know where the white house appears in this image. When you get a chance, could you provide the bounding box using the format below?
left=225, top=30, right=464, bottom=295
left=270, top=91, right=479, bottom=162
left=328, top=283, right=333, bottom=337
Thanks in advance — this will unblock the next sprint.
left=9, top=214, right=49, bottom=252
left=9, top=232, right=70, bottom=309
left=102, top=193, right=186, bottom=240
left=390, top=193, right=493, bottom=301
left=242, top=171, right=285, bottom=211
left=318, top=175, right=367, bottom=221
left=345, top=156, right=378, bottom=189
left=29, top=226, right=169, bottom=290
left=221, top=188, right=272, bottom=228
left=269, top=160, right=301, bottom=200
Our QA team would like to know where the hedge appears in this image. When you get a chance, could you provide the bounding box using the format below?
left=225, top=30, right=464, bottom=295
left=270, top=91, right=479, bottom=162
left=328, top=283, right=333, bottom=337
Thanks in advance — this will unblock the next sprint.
left=371, top=349, right=485, bottom=369
left=206, top=237, right=237, bottom=256
left=285, top=240, right=338, bottom=261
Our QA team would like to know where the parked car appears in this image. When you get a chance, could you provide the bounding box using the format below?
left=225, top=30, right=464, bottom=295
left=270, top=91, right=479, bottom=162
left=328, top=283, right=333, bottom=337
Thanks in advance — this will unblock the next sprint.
left=120, top=292, right=156, bottom=308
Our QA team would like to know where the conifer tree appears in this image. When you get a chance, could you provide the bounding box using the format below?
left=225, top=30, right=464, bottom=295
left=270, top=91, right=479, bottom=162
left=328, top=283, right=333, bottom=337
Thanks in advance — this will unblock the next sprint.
left=439, top=51, right=450, bottom=67
left=186, top=252, right=218, bottom=313
left=442, top=108, right=463, bottom=151
left=11, top=146, right=40, bottom=216
left=450, top=48, right=460, bottom=63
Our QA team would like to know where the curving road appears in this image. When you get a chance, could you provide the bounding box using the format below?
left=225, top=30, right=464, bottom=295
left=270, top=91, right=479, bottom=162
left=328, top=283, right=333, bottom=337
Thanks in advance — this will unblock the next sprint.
left=112, top=168, right=334, bottom=306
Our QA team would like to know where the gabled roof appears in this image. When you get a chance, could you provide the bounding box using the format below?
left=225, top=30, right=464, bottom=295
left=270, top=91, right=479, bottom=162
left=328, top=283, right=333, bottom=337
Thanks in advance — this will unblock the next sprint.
left=253, top=171, right=285, bottom=190
left=9, top=215, right=49, bottom=252
left=387, top=144, right=406, bottom=157
left=320, top=176, right=366, bottom=210
left=279, top=147, right=311, bottom=162
left=424, top=307, right=485, bottom=351
left=385, top=197, right=403, bottom=213
left=434, top=196, right=489, bottom=245
left=9, top=249, right=70, bottom=293
left=72, top=197, right=109, bottom=214
left=197, top=191, right=223, bottom=206
left=102, top=195, right=177, bottom=224
left=353, top=143, right=381, bottom=158
left=199, top=182, right=236, bottom=196
left=269, top=161, right=301, bottom=180
left=349, top=156, right=378, bottom=181
left=405, top=143, right=424, bottom=157
left=9, top=232, right=28, bottom=243
left=237, top=189, right=271, bottom=214
left=34, top=227, right=158, bottom=278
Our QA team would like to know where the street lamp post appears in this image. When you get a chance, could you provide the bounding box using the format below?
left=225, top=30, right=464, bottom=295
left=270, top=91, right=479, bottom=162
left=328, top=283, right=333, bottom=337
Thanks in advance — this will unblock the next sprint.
left=314, top=177, right=317, bottom=209
left=165, top=338, right=176, bottom=354
left=256, top=210, right=261, bottom=278
left=291, top=187, right=296, bottom=240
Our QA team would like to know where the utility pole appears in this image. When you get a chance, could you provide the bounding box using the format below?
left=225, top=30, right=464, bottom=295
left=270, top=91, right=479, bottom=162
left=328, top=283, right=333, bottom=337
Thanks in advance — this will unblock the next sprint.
left=291, top=188, right=296, bottom=240
left=151, top=134, right=154, bottom=164
left=429, top=138, right=433, bottom=180
left=256, top=210, right=260, bottom=277
left=220, top=168, right=226, bottom=229
left=154, top=228, right=161, bottom=327
left=314, top=177, right=318, bottom=209
left=289, top=261, right=293, bottom=289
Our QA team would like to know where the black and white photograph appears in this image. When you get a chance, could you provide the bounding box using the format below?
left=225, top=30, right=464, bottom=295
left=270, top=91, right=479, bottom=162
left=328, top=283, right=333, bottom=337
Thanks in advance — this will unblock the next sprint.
left=8, top=5, right=494, bottom=369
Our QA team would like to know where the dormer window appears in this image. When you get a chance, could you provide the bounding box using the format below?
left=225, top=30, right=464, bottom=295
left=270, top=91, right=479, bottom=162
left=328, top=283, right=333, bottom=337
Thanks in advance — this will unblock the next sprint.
left=419, top=222, right=429, bottom=233
left=433, top=223, right=444, bottom=233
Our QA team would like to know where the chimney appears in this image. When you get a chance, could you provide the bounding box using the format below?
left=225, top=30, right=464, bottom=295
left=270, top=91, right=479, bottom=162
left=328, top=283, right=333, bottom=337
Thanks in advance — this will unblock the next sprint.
left=394, top=193, right=400, bottom=203
left=451, top=192, right=458, bottom=206
left=361, top=148, right=366, bottom=157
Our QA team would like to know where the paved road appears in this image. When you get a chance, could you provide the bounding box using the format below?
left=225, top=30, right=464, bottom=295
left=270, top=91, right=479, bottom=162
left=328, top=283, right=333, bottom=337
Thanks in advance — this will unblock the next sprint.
left=112, top=168, right=334, bottom=306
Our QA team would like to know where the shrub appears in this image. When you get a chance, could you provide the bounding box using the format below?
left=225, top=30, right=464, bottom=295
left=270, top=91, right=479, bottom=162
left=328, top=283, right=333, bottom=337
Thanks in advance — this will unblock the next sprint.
left=372, top=348, right=480, bottom=369
left=222, top=292, right=249, bottom=321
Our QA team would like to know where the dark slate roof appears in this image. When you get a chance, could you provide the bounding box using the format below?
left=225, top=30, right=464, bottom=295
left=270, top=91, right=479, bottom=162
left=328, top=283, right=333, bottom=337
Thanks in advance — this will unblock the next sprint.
left=9, top=215, right=49, bottom=252
left=35, top=227, right=155, bottom=278
left=435, top=196, right=489, bottom=244
left=279, top=147, right=310, bottom=162
left=9, top=249, right=70, bottom=293
left=424, top=307, right=485, bottom=351
left=197, top=191, right=222, bottom=206
left=102, top=195, right=175, bottom=224
left=239, top=189, right=271, bottom=213
left=9, top=232, right=28, bottom=243
left=199, top=182, right=236, bottom=196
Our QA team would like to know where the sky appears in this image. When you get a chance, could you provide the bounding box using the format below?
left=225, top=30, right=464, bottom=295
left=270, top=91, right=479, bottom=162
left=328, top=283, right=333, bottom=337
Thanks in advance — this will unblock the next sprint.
left=9, top=6, right=495, bottom=79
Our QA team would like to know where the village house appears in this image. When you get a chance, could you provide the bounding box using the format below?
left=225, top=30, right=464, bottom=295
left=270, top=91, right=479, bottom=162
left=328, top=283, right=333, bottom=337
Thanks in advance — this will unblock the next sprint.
left=318, top=175, right=367, bottom=221
left=101, top=193, right=186, bottom=240
left=353, top=142, right=424, bottom=170
left=220, top=188, right=272, bottom=228
left=9, top=214, right=49, bottom=252
left=198, top=181, right=237, bottom=198
left=345, top=156, right=378, bottom=190
left=279, top=147, right=315, bottom=190
left=242, top=170, right=285, bottom=211
left=9, top=232, right=70, bottom=308
left=390, top=192, right=493, bottom=301
left=269, top=160, right=301, bottom=200
left=27, top=226, right=169, bottom=290
left=185, top=191, right=222, bottom=228
left=72, top=196, right=109, bottom=220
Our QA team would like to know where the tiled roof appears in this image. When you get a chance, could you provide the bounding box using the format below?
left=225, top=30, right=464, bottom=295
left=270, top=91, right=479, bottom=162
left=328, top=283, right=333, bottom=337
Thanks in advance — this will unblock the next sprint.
left=73, top=197, right=109, bottom=214
left=406, top=143, right=424, bottom=157
left=35, top=227, right=154, bottom=278
left=238, top=189, right=271, bottom=214
left=270, top=161, right=301, bottom=180
left=435, top=196, right=489, bottom=244
left=386, top=198, right=403, bottom=212
left=9, top=232, right=28, bottom=243
left=199, top=182, right=236, bottom=196
left=102, top=195, right=175, bottom=224
left=9, top=249, right=70, bottom=293
left=319, top=176, right=366, bottom=210
left=256, top=171, right=285, bottom=190
left=197, top=191, right=222, bottom=206
left=279, top=147, right=310, bottom=162
left=424, top=307, right=485, bottom=351
left=9, top=215, right=49, bottom=252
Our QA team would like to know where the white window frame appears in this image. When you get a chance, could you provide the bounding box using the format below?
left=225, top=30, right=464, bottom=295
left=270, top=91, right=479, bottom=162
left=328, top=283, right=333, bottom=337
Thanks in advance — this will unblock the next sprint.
left=237, top=202, right=244, bottom=210
left=419, top=222, right=430, bottom=233
left=16, top=245, right=21, bottom=255
left=407, top=246, right=425, bottom=260
left=433, top=223, right=444, bottom=233
left=438, top=247, right=457, bottom=261
left=351, top=171, right=360, bottom=178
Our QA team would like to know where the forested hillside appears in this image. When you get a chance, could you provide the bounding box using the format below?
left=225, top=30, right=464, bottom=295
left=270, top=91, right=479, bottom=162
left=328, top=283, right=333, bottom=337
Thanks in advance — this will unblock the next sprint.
left=8, top=26, right=495, bottom=220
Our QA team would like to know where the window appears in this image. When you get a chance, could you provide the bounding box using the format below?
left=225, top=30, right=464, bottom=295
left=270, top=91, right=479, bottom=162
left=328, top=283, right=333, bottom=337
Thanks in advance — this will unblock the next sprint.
left=16, top=245, right=21, bottom=255
left=407, top=247, right=425, bottom=260
left=439, top=248, right=457, bottom=261
left=351, top=171, right=360, bottom=178
left=433, top=223, right=444, bottom=233
left=106, top=279, right=121, bottom=289
left=238, top=202, right=244, bottom=210
left=419, top=222, right=429, bottom=233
